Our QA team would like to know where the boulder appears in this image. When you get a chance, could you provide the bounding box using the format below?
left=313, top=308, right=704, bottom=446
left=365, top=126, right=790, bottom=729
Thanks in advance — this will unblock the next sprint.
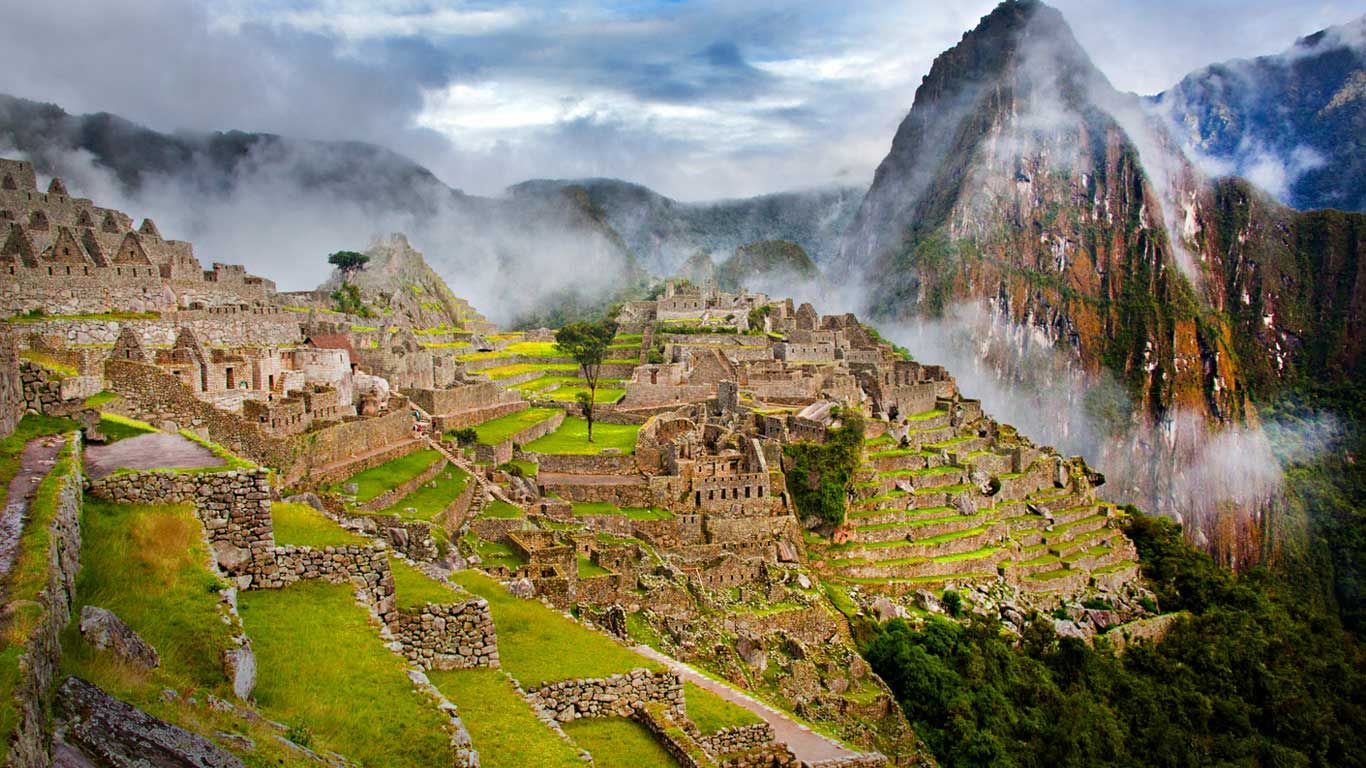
left=79, top=607, right=160, bottom=670
left=871, top=596, right=905, bottom=623
left=223, top=645, right=256, bottom=701
left=211, top=541, right=252, bottom=573
left=283, top=492, right=324, bottom=511
left=57, top=677, right=245, bottom=767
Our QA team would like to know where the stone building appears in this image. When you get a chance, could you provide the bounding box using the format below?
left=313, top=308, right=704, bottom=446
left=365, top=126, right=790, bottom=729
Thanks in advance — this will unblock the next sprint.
left=0, top=158, right=276, bottom=315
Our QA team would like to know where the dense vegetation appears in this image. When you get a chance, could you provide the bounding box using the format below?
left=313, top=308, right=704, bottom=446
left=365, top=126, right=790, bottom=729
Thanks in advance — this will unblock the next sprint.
left=862, top=511, right=1366, bottom=767
left=783, top=410, right=864, bottom=527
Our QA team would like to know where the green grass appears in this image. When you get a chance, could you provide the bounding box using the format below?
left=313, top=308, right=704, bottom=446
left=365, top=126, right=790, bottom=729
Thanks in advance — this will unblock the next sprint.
left=9, top=310, right=160, bottom=322
left=0, top=414, right=76, bottom=488
left=480, top=363, right=579, bottom=380
left=98, top=412, right=158, bottom=443
left=84, top=390, right=118, bottom=408
left=474, top=408, right=562, bottom=445
left=337, top=449, right=443, bottom=502
left=271, top=501, right=367, bottom=547
left=510, top=459, right=539, bottom=478
left=463, top=536, right=526, bottom=570
left=428, top=668, right=585, bottom=768
left=448, top=570, right=660, bottom=687
left=18, top=350, right=78, bottom=377
left=239, top=581, right=454, bottom=766
left=905, top=409, right=946, bottom=421
left=542, top=385, right=625, bottom=404
left=389, top=557, right=463, bottom=609
left=562, top=717, right=679, bottom=768
left=578, top=555, right=613, bottom=578
left=374, top=464, right=469, bottom=521
left=458, top=341, right=565, bottom=362
left=60, top=498, right=233, bottom=692
left=571, top=501, right=674, bottom=520
left=685, top=681, right=762, bottom=734
left=524, top=417, right=639, bottom=456
left=482, top=500, right=525, bottom=519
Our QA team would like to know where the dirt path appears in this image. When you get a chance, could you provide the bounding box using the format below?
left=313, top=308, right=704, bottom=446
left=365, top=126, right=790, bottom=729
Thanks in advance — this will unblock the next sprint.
left=632, top=644, right=865, bottom=765
left=84, top=432, right=223, bottom=479
left=0, top=435, right=66, bottom=596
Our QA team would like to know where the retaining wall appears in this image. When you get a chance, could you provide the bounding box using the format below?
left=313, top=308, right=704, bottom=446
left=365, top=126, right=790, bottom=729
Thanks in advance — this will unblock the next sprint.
left=3, top=433, right=83, bottom=768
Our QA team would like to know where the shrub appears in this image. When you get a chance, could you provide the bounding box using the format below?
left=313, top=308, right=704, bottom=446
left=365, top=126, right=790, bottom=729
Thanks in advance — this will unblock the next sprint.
left=941, top=589, right=962, bottom=617
left=448, top=427, right=478, bottom=446
left=498, top=462, right=524, bottom=478
left=783, top=409, right=865, bottom=527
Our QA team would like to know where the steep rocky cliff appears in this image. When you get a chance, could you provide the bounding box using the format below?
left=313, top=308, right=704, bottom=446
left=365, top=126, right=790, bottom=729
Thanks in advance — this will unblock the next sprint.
left=836, top=0, right=1365, bottom=563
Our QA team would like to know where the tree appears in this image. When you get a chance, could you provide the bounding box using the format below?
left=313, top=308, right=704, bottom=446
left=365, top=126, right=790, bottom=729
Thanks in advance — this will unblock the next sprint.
left=555, top=318, right=618, bottom=441
left=328, top=250, right=370, bottom=282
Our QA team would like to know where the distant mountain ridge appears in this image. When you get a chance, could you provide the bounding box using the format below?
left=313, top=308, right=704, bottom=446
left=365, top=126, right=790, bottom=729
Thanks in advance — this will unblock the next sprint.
left=1153, top=14, right=1366, bottom=213
left=509, top=178, right=862, bottom=275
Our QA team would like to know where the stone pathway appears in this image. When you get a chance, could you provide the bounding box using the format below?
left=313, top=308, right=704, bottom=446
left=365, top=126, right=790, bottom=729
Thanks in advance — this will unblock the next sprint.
left=0, top=435, right=66, bottom=599
left=632, top=644, right=863, bottom=765
left=84, top=432, right=223, bottom=479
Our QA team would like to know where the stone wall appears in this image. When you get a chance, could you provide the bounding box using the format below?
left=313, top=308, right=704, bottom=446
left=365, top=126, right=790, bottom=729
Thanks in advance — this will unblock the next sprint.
left=0, top=325, right=22, bottom=438
left=4, top=433, right=83, bottom=768
left=388, top=600, right=500, bottom=670
left=16, top=315, right=302, bottom=349
left=529, top=669, right=683, bottom=722
left=529, top=452, right=638, bottom=475
left=698, top=724, right=777, bottom=760
left=288, top=405, right=415, bottom=485
left=19, top=362, right=101, bottom=416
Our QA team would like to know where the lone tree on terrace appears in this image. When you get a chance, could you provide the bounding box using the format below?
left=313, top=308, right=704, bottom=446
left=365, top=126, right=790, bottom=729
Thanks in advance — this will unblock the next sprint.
left=328, top=250, right=370, bottom=282
left=555, top=318, right=618, bottom=442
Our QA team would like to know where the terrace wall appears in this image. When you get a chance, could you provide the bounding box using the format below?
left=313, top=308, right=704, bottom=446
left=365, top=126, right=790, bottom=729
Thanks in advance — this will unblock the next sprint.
left=0, top=326, right=20, bottom=439
left=15, top=315, right=302, bottom=348
left=529, top=670, right=684, bottom=722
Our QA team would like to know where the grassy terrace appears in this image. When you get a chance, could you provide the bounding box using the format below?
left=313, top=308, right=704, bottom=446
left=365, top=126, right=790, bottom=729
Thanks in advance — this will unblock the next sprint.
left=98, top=412, right=158, bottom=443
left=428, top=668, right=584, bottom=768
left=482, top=499, right=525, bottom=518
left=374, top=464, right=470, bottom=521
left=272, top=501, right=367, bottom=547
left=571, top=501, right=673, bottom=520
left=880, top=465, right=961, bottom=479
left=334, top=448, right=443, bottom=503
left=524, top=417, right=639, bottom=455
left=241, top=581, right=454, bottom=765
left=458, top=341, right=566, bottom=362
left=54, top=498, right=310, bottom=765
left=18, top=350, right=78, bottom=377
left=462, top=534, right=526, bottom=570
left=8, top=310, right=160, bottom=323
left=449, top=569, right=661, bottom=688
left=474, top=407, right=562, bottom=445
left=562, top=718, right=679, bottom=768
left=578, top=555, right=613, bottom=577
left=480, top=363, right=579, bottom=379
left=684, top=681, right=763, bottom=734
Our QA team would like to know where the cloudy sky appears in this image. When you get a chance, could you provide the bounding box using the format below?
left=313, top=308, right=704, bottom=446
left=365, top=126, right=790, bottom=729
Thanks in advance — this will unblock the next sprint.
left=1, top=0, right=1360, bottom=201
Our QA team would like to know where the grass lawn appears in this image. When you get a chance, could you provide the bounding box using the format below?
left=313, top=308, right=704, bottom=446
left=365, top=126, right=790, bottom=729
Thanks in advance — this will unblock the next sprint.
left=464, top=535, right=526, bottom=570
left=428, top=668, right=584, bottom=768
left=18, top=350, right=78, bottom=377
left=480, top=363, right=579, bottom=380
left=482, top=499, right=525, bottom=519
left=239, top=580, right=453, bottom=766
left=577, top=555, right=612, bottom=578
left=542, top=385, right=625, bottom=404
left=524, top=417, right=639, bottom=456
left=390, top=557, right=463, bottom=609
left=51, top=497, right=312, bottom=765
left=458, top=341, right=565, bottom=362
left=448, top=570, right=660, bottom=688
left=684, top=681, right=762, bottom=734
left=84, top=390, right=118, bottom=408
left=337, top=449, right=443, bottom=503
left=60, top=498, right=234, bottom=693
left=510, top=459, right=538, bottom=478
left=375, top=464, right=469, bottom=521
left=562, top=717, right=679, bottom=768
left=271, top=501, right=367, bottom=548
left=571, top=501, right=673, bottom=520
left=98, top=412, right=159, bottom=443
left=474, top=408, right=561, bottom=445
